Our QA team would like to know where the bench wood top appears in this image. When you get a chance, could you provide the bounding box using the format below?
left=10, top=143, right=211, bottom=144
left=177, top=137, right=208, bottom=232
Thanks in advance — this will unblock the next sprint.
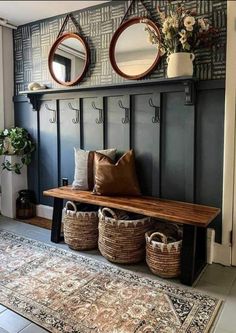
left=43, top=186, right=220, bottom=227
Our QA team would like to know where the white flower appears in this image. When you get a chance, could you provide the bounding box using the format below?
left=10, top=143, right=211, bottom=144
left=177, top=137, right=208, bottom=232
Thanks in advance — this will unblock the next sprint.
left=184, top=16, right=196, bottom=31
left=162, top=20, right=170, bottom=34
left=145, top=25, right=159, bottom=45
left=3, top=129, right=8, bottom=136
left=171, top=15, right=179, bottom=29
left=198, top=18, right=209, bottom=31
left=166, top=32, right=172, bottom=40
left=159, top=11, right=166, bottom=22
left=179, top=29, right=187, bottom=44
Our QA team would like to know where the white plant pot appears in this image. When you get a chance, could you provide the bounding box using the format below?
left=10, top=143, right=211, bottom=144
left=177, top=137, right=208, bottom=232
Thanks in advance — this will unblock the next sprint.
left=1, top=155, right=28, bottom=218
left=3, top=137, right=15, bottom=155
left=167, top=52, right=195, bottom=78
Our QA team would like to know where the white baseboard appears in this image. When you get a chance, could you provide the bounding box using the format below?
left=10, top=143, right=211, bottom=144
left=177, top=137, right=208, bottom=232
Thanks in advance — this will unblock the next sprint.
left=36, top=204, right=53, bottom=220
left=207, top=228, right=215, bottom=264
left=207, top=228, right=231, bottom=266
left=213, top=242, right=231, bottom=266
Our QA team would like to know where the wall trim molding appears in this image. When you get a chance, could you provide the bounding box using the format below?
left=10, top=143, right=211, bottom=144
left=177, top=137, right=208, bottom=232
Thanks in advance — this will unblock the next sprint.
left=213, top=243, right=232, bottom=266
left=207, top=228, right=231, bottom=266
left=36, top=204, right=53, bottom=220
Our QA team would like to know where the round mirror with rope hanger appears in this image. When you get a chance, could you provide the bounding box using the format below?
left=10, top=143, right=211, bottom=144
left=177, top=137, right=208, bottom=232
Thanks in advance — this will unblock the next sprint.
left=109, top=0, right=162, bottom=80
left=48, top=13, right=90, bottom=86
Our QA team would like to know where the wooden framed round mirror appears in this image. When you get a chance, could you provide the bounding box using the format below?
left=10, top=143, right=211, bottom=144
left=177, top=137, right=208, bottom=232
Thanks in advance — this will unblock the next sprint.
left=109, top=17, right=161, bottom=80
left=48, top=32, right=90, bottom=86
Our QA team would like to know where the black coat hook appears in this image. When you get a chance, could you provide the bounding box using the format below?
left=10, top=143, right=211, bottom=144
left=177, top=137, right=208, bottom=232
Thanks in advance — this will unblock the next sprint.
left=68, top=102, right=80, bottom=124
left=118, top=100, right=130, bottom=124
left=91, top=101, right=104, bottom=124
left=149, top=98, right=160, bottom=123
left=45, top=103, right=57, bottom=123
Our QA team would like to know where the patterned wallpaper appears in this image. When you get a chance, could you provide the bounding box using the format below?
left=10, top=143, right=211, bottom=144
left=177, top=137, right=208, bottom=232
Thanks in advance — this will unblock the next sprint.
left=13, top=0, right=227, bottom=94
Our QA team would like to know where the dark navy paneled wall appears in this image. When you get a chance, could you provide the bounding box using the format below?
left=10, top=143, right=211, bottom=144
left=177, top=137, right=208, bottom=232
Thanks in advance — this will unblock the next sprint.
left=13, top=0, right=227, bottom=94
left=14, top=79, right=225, bottom=242
left=13, top=0, right=226, bottom=243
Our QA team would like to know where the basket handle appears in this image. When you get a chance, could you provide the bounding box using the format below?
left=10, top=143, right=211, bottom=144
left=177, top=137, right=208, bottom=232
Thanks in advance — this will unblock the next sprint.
left=65, top=201, right=77, bottom=213
left=101, top=207, right=118, bottom=220
left=149, top=232, right=168, bottom=244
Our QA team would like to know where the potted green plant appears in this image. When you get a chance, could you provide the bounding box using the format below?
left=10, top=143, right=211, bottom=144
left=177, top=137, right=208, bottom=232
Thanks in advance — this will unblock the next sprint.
left=0, top=127, right=36, bottom=174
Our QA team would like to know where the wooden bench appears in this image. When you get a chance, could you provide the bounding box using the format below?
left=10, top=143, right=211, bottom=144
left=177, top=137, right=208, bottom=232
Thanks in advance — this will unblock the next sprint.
left=44, top=186, right=221, bottom=286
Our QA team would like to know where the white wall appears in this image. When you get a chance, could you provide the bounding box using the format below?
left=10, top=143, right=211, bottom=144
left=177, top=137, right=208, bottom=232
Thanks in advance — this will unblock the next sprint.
left=220, top=0, right=236, bottom=265
left=0, top=26, right=14, bottom=192
left=0, top=26, right=14, bottom=129
left=3, top=26, right=14, bottom=128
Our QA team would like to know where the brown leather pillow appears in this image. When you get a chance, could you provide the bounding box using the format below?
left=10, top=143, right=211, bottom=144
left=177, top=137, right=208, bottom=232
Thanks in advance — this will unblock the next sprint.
left=93, top=150, right=141, bottom=196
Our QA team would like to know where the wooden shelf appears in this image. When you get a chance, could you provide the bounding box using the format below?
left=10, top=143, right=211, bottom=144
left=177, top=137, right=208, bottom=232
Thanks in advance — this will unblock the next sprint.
left=19, top=76, right=196, bottom=95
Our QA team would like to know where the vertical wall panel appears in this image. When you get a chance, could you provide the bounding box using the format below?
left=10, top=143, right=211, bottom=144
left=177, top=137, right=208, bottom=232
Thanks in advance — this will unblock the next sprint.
left=82, top=97, right=104, bottom=150
left=106, top=95, right=130, bottom=151
left=39, top=100, right=58, bottom=205
left=161, top=92, right=187, bottom=201
left=196, top=88, right=225, bottom=242
left=132, top=93, right=160, bottom=196
left=59, top=99, right=80, bottom=185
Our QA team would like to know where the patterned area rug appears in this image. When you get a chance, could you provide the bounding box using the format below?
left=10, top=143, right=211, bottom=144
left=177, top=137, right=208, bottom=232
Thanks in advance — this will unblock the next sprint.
left=0, top=230, right=221, bottom=333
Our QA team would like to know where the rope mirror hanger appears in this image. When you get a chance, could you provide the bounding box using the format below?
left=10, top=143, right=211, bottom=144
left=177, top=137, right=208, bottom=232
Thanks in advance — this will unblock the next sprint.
left=48, top=13, right=90, bottom=87
left=109, top=0, right=162, bottom=80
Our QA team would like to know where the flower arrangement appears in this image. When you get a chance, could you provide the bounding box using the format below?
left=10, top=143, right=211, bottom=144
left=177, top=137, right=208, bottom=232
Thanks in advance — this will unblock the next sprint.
left=157, top=2, right=218, bottom=55
left=0, top=127, right=36, bottom=174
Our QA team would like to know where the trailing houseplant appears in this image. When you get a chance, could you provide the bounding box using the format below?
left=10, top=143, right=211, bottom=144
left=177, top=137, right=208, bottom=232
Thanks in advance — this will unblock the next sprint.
left=155, top=2, right=218, bottom=77
left=0, top=127, right=36, bottom=174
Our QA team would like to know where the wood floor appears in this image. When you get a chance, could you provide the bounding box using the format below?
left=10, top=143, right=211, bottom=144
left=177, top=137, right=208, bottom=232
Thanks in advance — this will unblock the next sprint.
left=15, top=216, right=52, bottom=230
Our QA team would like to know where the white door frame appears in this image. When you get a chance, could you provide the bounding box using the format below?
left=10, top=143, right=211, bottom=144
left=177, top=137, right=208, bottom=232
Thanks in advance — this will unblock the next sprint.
left=219, top=1, right=236, bottom=266
left=232, top=88, right=236, bottom=265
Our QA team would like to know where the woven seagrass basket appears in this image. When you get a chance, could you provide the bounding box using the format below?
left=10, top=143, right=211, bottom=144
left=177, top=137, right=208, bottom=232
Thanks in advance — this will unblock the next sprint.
left=63, top=201, right=98, bottom=250
left=98, top=207, right=153, bottom=264
left=145, top=230, right=182, bottom=278
left=150, top=220, right=183, bottom=240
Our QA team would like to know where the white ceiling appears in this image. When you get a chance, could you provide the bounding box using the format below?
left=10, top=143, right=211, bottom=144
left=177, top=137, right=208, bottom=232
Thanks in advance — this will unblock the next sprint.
left=0, top=1, right=109, bottom=26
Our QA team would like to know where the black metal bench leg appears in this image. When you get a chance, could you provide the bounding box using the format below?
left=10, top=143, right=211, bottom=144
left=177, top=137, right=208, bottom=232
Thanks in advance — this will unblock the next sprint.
left=180, top=224, right=207, bottom=286
left=51, top=198, right=63, bottom=243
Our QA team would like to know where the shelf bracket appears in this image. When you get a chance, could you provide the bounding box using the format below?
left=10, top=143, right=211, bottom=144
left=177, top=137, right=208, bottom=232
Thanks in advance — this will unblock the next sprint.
left=183, top=80, right=195, bottom=106
left=27, top=94, right=38, bottom=112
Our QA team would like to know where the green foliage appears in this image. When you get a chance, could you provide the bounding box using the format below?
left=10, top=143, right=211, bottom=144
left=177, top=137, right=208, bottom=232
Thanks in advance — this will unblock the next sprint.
left=0, top=127, right=36, bottom=174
